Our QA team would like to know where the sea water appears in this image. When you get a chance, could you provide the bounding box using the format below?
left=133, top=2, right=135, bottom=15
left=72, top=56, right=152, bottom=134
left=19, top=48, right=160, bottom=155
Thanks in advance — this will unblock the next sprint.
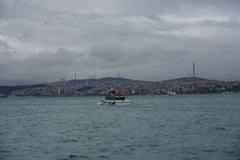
left=0, top=94, right=240, bottom=160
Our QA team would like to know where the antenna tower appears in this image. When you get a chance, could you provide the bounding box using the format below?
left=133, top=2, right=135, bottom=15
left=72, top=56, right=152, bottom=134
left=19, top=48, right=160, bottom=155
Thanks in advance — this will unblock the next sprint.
left=192, top=63, right=195, bottom=78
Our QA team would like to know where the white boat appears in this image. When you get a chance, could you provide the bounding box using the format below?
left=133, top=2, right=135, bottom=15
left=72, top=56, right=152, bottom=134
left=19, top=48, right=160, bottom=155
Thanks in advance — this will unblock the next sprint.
left=99, top=89, right=131, bottom=105
left=99, top=98, right=131, bottom=105
left=167, top=91, right=177, bottom=96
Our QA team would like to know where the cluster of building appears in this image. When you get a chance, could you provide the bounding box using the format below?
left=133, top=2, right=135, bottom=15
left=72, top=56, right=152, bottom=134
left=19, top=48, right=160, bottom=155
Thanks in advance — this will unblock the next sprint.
left=8, top=78, right=240, bottom=97
left=2, top=63, right=239, bottom=97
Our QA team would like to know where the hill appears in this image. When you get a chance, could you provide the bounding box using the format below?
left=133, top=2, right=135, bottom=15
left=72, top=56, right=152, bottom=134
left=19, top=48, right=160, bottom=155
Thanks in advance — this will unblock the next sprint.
left=162, top=77, right=220, bottom=85
left=0, top=77, right=239, bottom=97
left=50, top=77, right=149, bottom=86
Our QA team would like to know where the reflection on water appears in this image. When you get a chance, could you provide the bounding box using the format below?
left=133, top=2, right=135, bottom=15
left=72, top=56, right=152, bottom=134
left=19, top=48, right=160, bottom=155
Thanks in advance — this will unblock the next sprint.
left=0, top=94, right=240, bottom=160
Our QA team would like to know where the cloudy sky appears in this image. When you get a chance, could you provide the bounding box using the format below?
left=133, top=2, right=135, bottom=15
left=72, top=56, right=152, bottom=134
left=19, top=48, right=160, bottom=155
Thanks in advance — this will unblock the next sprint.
left=0, top=0, right=240, bottom=84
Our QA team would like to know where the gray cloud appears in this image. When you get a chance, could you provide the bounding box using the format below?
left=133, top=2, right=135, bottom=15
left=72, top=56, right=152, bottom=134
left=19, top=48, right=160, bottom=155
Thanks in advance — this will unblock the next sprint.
left=0, top=0, right=240, bottom=84
left=0, top=0, right=10, bottom=19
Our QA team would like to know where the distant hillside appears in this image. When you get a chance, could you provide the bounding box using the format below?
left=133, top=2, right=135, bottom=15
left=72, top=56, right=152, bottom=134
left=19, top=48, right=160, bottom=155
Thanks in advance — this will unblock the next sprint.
left=50, top=77, right=149, bottom=86
left=162, top=77, right=220, bottom=85
left=0, top=84, right=46, bottom=96
left=1, top=77, right=239, bottom=97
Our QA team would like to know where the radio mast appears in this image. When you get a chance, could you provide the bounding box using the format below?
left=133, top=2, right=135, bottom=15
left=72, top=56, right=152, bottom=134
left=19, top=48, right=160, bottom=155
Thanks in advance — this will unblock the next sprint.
left=192, top=63, right=195, bottom=78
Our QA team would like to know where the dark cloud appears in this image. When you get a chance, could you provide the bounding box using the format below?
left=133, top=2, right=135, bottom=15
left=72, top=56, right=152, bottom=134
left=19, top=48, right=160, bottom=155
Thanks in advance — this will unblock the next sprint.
left=0, top=39, right=10, bottom=51
left=0, top=0, right=240, bottom=84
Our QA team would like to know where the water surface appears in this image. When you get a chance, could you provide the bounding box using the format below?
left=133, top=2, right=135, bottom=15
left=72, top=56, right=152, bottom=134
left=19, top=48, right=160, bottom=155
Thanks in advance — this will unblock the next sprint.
left=0, top=94, right=240, bottom=160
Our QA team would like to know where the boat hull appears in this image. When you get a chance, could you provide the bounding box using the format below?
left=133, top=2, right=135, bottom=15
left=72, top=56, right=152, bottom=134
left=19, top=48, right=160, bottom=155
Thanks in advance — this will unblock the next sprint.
left=99, top=99, right=131, bottom=105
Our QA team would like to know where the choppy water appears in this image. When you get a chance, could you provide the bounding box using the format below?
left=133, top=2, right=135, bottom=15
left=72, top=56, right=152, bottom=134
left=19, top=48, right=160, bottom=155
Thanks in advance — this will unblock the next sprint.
left=0, top=94, right=240, bottom=160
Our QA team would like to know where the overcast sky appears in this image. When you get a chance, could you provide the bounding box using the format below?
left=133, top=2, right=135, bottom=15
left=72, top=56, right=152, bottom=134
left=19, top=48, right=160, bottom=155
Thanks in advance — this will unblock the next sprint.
left=0, top=0, right=240, bottom=85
